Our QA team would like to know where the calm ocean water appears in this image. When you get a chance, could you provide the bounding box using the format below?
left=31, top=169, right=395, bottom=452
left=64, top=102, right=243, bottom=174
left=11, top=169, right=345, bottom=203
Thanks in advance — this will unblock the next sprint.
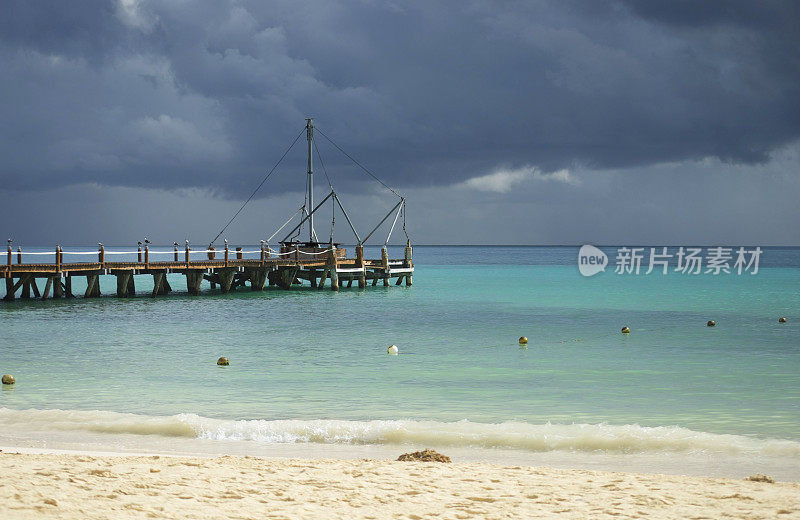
left=1, top=246, right=799, bottom=476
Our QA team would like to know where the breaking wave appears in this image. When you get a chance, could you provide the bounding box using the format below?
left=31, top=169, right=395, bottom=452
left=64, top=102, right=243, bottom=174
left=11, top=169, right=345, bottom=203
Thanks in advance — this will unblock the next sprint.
left=1, top=407, right=799, bottom=457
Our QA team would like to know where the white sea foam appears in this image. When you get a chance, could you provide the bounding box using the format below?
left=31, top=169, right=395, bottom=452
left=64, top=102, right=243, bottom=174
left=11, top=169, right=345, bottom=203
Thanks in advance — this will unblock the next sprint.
left=2, top=407, right=799, bottom=457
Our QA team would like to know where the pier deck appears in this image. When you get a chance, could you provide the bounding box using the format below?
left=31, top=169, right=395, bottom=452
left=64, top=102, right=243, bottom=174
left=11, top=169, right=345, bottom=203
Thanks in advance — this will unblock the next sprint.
left=1, top=244, right=413, bottom=301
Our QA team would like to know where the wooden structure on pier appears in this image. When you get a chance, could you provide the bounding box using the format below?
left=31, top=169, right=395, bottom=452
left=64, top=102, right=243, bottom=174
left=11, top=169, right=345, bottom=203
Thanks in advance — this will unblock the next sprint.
left=2, top=118, right=414, bottom=302
left=1, top=241, right=412, bottom=301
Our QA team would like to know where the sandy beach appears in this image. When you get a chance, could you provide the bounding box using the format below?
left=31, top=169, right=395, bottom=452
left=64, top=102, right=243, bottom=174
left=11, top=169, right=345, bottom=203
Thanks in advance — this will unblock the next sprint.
left=0, top=450, right=797, bottom=519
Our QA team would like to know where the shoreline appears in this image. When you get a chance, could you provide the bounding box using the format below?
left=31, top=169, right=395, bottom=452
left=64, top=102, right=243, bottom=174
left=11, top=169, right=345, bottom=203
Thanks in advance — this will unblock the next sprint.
left=1, top=450, right=797, bottom=519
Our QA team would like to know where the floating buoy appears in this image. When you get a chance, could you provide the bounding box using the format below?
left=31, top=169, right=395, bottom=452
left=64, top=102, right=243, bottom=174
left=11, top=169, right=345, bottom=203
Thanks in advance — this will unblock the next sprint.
left=387, top=345, right=399, bottom=355
left=621, top=326, right=630, bottom=334
left=519, top=336, right=528, bottom=345
left=217, top=357, right=229, bottom=366
left=779, top=317, right=787, bottom=323
left=1, top=374, right=14, bottom=385
left=707, top=320, right=716, bottom=327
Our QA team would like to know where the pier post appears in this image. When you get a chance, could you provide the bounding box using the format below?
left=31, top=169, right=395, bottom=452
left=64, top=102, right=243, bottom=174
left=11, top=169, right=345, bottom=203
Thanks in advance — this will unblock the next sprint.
left=404, top=241, right=413, bottom=286
left=137, top=243, right=142, bottom=263
left=356, top=244, right=366, bottom=288
left=55, top=246, right=61, bottom=272
left=99, top=244, right=105, bottom=269
left=381, top=246, right=389, bottom=286
left=208, top=246, right=216, bottom=261
left=236, top=247, right=243, bottom=260
left=144, top=244, right=149, bottom=269
left=185, top=241, right=190, bottom=268
left=186, top=270, right=203, bottom=295
left=53, top=276, right=64, bottom=298
left=329, top=245, right=339, bottom=291
left=17, top=246, right=22, bottom=265
left=4, top=240, right=11, bottom=301
left=42, top=277, right=53, bottom=300
left=3, top=277, right=12, bottom=301
left=116, top=272, right=131, bottom=297
left=250, top=269, right=266, bottom=291
left=224, top=240, right=228, bottom=267
left=260, top=241, right=266, bottom=265
left=85, top=273, right=101, bottom=297
left=19, top=274, right=32, bottom=299
left=173, top=242, right=179, bottom=262
left=151, top=271, right=164, bottom=297
left=65, top=275, right=73, bottom=298
left=218, top=268, right=235, bottom=293
left=127, top=272, right=135, bottom=296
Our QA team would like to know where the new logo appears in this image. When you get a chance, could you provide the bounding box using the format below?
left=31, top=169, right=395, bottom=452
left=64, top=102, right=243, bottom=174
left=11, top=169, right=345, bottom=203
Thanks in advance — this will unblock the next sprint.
left=578, top=245, right=608, bottom=277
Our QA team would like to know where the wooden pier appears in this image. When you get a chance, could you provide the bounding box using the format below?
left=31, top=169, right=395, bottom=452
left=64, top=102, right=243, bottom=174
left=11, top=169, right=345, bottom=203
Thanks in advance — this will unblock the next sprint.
left=1, top=242, right=413, bottom=301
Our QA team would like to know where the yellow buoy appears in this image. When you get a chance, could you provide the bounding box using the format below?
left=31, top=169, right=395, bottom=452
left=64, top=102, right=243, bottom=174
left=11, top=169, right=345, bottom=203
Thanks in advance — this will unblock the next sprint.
left=518, top=336, right=528, bottom=345
left=217, top=357, right=229, bottom=366
left=387, top=345, right=399, bottom=355
left=1, top=374, right=14, bottom=385
left=621, top=326, right=630, bottom=334
left=707, top=320, right=716, bottom=327
left=779, top=317, right=787, bottom=323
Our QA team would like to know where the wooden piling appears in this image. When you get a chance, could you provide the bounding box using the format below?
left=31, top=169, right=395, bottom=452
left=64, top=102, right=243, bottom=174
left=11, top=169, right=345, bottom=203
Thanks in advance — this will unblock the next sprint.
left=3, top=277, right=13, bottom=301
left=65, top=275, right=74, bottom=298
left=42, top=277, right=53, bottom=299
left=404, top=242, right=413, bottom=286
left=218, top=268, right=235, bottom=293
left=116, top=272, right=131, bottom=297
left=381, top=246, right=390, bottom=286
left=53, top=276, right=64, bottom=298
left=85, top=274, right=101, bottom=297
left=186, top=270, right=203, bottom=295
left=329, top=246, right=339, bottom=291
left=356, top=245, right=366, bottom=288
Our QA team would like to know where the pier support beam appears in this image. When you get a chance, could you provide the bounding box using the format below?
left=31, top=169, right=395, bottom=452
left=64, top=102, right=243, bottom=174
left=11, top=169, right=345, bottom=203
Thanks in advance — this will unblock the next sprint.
left=186, top=270, right=203, bottom=295
left=42, top=277, right=53, bottom=299
left=116, top=272, right=133, bottom=298
left=250, top=269, right=267, bottom=291
left=405, top=243, right=413, bottom=286
left=152, top=271, right=165, bottom=297
left=65, top=276, right=74, bottom=298
left=85, top=274, right=101, bottom=298
left=356, top=245, right=366, bottom=289
left=316, top=267, right=328, bottom=290
left=218, top=268, right=236, bottom=293
left=54, top=277, right=64, bottom=298
left=381, top=246, right=390, bottom=287
left=328, top=247, right=339, bottom=291
left=20, top=276, right=32, bottom=299
left=3, top=277, right=13, bottom=301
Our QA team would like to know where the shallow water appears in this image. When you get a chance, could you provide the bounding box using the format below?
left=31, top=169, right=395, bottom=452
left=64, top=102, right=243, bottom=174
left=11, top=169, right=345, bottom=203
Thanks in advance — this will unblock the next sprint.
left=1, top=246, right=799, bottom=477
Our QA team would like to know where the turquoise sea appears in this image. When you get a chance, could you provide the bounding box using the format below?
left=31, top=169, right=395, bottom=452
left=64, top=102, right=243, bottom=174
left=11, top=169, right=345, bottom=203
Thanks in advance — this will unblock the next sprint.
left=1, top=246, right=799, bottom=478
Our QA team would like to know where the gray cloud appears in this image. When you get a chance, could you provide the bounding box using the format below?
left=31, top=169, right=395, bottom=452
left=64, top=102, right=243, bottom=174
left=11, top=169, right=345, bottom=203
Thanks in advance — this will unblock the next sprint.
left=1, top=0, right=798, bottom=199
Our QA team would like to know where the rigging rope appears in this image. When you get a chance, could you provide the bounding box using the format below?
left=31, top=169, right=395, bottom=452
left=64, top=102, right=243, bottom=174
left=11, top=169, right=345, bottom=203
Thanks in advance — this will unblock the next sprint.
left=313, top=138, right=334, bottom=191
left=315, top=127, right=403, bottom=199
left=208, top=127, right=305, bottom=246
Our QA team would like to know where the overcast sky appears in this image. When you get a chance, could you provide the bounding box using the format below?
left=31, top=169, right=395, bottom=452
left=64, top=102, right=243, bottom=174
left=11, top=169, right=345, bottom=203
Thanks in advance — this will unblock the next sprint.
left=1, top=0, right=798, bottom=246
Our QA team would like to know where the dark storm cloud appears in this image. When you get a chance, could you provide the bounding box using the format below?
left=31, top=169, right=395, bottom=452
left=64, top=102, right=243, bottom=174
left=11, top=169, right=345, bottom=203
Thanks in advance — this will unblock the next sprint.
left=0, top=0, right=798, bottom=197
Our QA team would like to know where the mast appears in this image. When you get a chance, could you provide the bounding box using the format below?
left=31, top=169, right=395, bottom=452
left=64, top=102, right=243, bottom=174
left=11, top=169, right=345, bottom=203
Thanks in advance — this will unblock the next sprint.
left=306, top=117, right=315, bottom=243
